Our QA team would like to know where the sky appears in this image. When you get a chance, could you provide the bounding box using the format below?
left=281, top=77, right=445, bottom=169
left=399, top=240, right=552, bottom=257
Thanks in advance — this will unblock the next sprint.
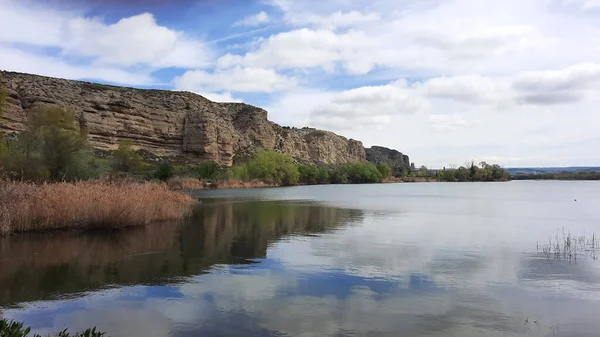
left=1, top=0, right=600, bottom=168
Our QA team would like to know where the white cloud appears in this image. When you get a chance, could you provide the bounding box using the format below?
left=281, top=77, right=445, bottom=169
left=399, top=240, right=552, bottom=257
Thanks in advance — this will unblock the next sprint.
left=308, top=81, right=428, bottom=130
left=175, top=67, right=296, bottom=93
left=217, top=28, right=379, bottom=74
left=0, top=46, right=154, bottom=85
left=233, top=11, right=270, bottom=27
left=195, top=91, right=242, bottom=103
left=61, top=13, right=211, bottom=68
left=415, top=75, right=512, bottom=105
left=0, top=0, right=211, bottom=72
left=428, top=114, right=476, bottom=132
left=513, top=63, right=600, bottom=105
left=287, top=11, right=381, bottom=30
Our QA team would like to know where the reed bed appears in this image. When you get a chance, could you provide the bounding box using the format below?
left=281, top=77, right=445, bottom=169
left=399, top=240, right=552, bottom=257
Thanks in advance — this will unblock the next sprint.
left=0, top=180, right=194, bottom=235
left=211, top=179, right=275, bottom=189
left=537, top=228, right=599, bottom=262
left=167, top=176, right=204, bottom=190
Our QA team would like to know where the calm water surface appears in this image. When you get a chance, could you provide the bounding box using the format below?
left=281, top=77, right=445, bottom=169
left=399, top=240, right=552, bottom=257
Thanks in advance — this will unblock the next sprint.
left=2, top=181, right=600, bottom=336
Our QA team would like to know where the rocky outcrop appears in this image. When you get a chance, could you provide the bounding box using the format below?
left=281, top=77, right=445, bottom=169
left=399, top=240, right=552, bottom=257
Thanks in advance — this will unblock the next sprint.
left=0, top=71, right=369, bottom=166
left=366, top=146, right=411, bottom=176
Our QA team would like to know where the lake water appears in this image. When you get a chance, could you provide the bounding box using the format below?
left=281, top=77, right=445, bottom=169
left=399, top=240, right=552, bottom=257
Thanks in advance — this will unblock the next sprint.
left=2, top=181, right=600, bottom=336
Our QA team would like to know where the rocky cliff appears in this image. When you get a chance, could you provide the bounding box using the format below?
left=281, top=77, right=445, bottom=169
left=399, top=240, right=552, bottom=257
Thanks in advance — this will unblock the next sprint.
left=366, top=146, right=411, bottom=176
left=0, top=71, right=366, bottom=166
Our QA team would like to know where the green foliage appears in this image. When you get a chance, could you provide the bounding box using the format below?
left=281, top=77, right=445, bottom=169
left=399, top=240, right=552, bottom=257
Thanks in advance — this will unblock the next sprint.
left=229, top=151, right=383, bottom=186
left=376, top=164, right=392, bottom=179
left=230, top=163, right=250, bottom=181
left=341, top=163, right=383, bottom=184
left=1, top=105, right=97, bottom=182
left=437, top=161, right=510, bottom=182
left=245, top=149, right=299, bottom=185
left=197, top=161, right=221, bottom=180
left=328, top=167, right=348, bottom=184
left=0, top=318, right=105, bottom=337
left=512, top=171, right=600, bottom=180
left=298, top=164, right=321, bottom=185
left=154, top=163, right=174, bottom=181
left=111, top=140, right=142, bottom=173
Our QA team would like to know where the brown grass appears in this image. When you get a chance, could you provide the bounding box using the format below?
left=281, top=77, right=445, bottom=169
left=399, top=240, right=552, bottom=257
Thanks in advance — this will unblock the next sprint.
left=211, top=179, right=275, bottom=189
left=167, top=176, right=204, bottom=190
left=0, top=180, right=194, bottom=235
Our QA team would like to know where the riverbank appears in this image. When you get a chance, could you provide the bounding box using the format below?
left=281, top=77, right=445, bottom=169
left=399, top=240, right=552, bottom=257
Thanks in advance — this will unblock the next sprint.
left=0, top=180, right=194, bottom=235
left=166, top=176, right=438, bottom=191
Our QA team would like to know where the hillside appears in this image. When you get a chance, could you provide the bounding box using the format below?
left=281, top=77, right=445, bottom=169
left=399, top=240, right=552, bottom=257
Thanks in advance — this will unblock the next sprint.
left=0, top=71, right=411, bottom=169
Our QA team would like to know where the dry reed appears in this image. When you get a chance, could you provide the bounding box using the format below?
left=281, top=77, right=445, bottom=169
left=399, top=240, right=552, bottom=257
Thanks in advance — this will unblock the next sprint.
left=211, top=179, right=275, bottom=189
left=0, top=180, right=194, bottom=235
left=167, top=176, right=205, bottom=190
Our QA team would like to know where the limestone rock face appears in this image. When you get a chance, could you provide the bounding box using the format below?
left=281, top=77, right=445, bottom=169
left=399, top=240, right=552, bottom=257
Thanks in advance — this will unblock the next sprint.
left=366, top=146, right=411, bottom=175
left=0, top=71, right=370, bottom=166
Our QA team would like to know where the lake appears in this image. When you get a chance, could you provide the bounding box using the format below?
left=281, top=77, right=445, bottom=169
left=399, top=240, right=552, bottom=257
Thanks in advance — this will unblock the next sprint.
left=1, top=181, right=600, bottom=336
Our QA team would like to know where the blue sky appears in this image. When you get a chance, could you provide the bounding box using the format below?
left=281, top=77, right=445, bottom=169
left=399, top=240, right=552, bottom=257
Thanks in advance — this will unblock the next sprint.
left=1, top=0, right=600, bottom=167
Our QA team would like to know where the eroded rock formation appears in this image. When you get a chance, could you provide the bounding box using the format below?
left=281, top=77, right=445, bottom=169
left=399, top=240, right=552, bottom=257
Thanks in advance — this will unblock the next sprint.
left=366, top=146, right=411, bottom=176
left=0, top=71, right=367, bottom=166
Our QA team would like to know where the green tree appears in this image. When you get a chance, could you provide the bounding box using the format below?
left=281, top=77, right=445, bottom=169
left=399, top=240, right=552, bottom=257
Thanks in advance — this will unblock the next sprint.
left=198, top=161, right=221, bottom=180
left=298, top=164, right=320, bottom=185
left=111, top=140, right=142, bottom=173
left=376, top=164, right=392, bottom=179
left=2, top=105, right=94, bottom=181
left=154, top=163, right=174, bottom=181
left=246, top=149, right=299, bottom=185
left=342, top=163, right=383, bottom=184
left=31, top=105, right=90, bottom=181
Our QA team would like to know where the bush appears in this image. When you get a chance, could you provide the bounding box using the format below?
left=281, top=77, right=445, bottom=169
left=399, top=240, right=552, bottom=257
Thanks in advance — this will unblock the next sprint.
left=154, top=163, right=174, bottom=181
left=342, top=163, right=383, bottom=183
left=298, top=164, right=320, bottom=185
left=328, top=167, right=348, bottom=184
left=230, top=163, right=250, bottom=181
left=197, top=161, right=221, bottom=180
left=111, top=140, right=142, bottom=173
left=1, top=105, right=95, bottom=182
left=376, top=164, right=392, bottom=179
left=245, top=149, right=299, bottom=186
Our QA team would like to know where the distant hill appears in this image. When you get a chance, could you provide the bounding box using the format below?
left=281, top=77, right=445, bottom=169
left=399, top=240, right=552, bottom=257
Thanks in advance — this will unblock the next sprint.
left=507, top=167, right=600, bottom=175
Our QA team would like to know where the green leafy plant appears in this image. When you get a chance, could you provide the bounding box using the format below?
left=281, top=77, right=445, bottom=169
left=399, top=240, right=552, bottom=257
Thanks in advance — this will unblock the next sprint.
left=197, top=161, right=221, bottom=180
left=154, top=163, right=174, bottom=181
left=111, top=140, right=142, bottom=173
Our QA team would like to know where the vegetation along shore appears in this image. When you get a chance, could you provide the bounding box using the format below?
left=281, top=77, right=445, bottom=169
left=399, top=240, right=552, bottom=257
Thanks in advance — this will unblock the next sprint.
left=0, top=74, right=514, bottom=235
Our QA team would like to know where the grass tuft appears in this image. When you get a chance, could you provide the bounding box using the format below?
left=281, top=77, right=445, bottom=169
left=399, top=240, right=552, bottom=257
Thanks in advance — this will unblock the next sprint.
left=166, top=176, right=204, bottom=190
left=0, top=180, right=194, bottom=235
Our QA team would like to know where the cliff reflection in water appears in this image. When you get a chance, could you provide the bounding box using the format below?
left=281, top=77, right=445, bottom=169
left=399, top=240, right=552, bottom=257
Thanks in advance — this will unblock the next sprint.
left=0, top=199, right=362, bottom=307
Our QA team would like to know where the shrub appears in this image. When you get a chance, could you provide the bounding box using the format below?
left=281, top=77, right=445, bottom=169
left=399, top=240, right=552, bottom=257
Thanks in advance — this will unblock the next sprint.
left=111, top=140, right=142, bottom=173
left=229, top=163, right=250, bottom=181
left=377, top=164, right=393, bottom=179
left=298, top=164, right=320, bottom=185
left=1, top=105, right=94, bottom=182
left=154, top=163, right=174, bottom=181
left=0, top=180, right=194, bottom=235
left=245, top=149, right=299, bottom=185
left=328, top=167, right=348, bottom=184
left=343, top=163, right=383, bottom=183
left=197, top=161, right=221, bottom=180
